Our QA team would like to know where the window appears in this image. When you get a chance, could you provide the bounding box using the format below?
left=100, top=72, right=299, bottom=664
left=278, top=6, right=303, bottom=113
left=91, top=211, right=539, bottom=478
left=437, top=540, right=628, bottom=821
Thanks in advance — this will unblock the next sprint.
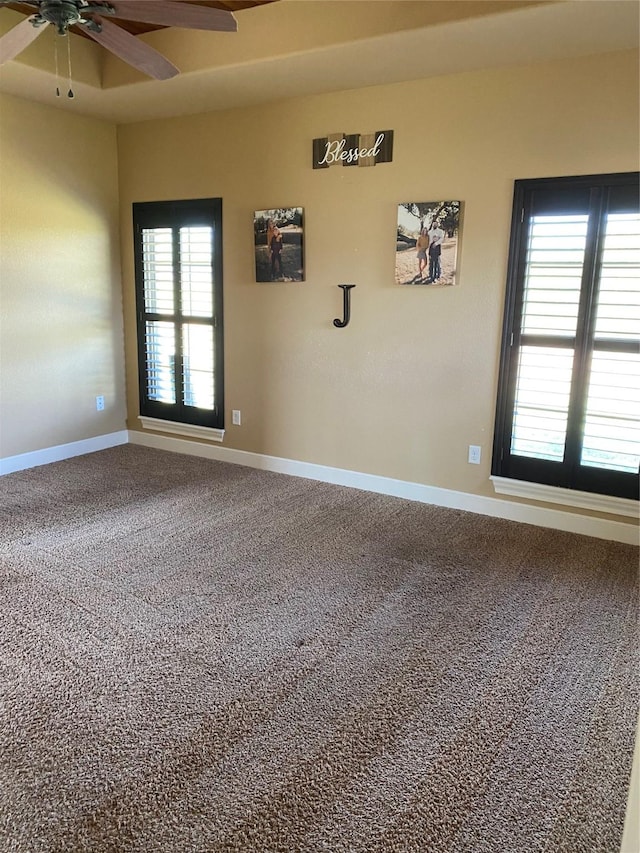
left=492, top=173, right=639, bottom=501
left=133, top=199, right=224, bottom=432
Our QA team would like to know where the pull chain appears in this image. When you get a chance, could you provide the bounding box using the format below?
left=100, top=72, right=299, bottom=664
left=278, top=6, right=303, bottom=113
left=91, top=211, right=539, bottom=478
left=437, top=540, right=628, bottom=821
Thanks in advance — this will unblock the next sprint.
left=66, top=32, right=74, bottom=99
left=54, top=33, right=60, bottom=96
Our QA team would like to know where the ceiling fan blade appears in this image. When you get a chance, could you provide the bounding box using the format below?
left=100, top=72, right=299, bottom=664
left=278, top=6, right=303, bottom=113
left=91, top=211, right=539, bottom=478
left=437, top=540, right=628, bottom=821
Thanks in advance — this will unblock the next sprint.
left=83, top=17, right=179, bottom=79
left=100, top=1, right=237, bottom=32
left=0, top=16, right=46, bottom=65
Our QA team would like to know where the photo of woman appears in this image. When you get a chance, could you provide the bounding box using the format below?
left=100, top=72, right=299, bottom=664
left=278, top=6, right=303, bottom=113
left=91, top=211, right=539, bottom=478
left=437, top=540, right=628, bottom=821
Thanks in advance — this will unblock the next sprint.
left=254, top=208, right=304, bottom=282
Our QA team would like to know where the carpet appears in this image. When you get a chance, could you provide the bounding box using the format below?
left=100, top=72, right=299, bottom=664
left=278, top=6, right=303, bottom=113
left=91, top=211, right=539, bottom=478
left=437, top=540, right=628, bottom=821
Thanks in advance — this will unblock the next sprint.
left=0, top=445, right=638, bottom=852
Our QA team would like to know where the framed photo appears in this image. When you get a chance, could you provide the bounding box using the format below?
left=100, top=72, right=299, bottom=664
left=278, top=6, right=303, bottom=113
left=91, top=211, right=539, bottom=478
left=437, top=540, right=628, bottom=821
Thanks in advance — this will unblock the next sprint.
left=254, top=207, right=304, bottom=282
left=396, top=201, right=462, bottom=286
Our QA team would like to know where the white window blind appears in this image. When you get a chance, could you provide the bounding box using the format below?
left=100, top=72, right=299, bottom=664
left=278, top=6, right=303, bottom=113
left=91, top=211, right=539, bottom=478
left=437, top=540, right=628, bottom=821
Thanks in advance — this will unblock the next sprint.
left=521, top=215, right=587, bottom=337
left=180, top=227, right=213, bottom=318
left=510, top=211, right=640, bottom=473
left=511, top=346, right=574, bottom=462
left=581, top=212, right=640, bottom=473
left=140, top=225, right=216, bottom=413
left=145, top=321, right=176, bottom=404
left=493, top=173, right=638, bottom=500
left=510, top=213, right=588, bottom=463
left=134, top=198, right=223, bottom=432
left=142, top=228, right=174, bottom=315
left=581, top=351, right=640, bottom=472
left=593, top=213, right=640, bottom=342
left=183, top=324, right=215, bottom=410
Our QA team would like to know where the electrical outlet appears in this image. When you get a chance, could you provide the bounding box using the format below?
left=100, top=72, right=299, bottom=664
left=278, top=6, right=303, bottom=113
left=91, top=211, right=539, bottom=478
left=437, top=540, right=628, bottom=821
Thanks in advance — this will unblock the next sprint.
left=96, top=395, right=105, bottom=412
left=232, top=409, right=241, bottom=426
left=468, top=445, right=481, bottom=464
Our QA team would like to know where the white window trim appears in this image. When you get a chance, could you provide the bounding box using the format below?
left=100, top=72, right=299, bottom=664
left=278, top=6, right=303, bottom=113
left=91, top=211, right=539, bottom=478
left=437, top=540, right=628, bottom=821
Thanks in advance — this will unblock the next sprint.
left=139, top=416, right=224, bottom=443
left=491, top=476, right=638, bottom=519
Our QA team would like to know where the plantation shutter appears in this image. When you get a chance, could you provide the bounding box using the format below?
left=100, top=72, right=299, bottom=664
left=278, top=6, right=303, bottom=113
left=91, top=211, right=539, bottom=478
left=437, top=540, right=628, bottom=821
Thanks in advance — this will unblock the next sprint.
left=493, top=173, right=639, bottom=501
left=133, top=199, right=224, bottom=430
left=581, top=211, right=640, bottom=473
left=509, top=212, right=587, bottom=463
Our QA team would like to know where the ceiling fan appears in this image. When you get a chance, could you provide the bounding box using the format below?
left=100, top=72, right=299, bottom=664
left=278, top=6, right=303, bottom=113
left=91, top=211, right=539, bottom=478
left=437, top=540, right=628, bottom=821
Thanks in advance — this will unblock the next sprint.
left=0, top=0, right=238, bottom=80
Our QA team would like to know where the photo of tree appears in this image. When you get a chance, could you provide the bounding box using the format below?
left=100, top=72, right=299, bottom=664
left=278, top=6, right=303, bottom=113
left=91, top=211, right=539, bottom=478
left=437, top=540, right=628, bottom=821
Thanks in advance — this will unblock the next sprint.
left=396, top=201, right=462, bottom=286
left=254, top=207, right=304, bottom=282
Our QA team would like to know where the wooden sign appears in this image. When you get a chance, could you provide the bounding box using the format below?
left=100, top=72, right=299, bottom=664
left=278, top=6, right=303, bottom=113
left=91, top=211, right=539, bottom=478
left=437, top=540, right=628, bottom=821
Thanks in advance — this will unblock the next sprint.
left=312, top=130, right=394, bottom=169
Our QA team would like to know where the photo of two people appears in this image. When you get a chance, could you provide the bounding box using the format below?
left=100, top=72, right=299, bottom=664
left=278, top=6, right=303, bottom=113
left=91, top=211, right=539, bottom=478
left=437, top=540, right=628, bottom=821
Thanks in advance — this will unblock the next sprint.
left=254, top=207, right=304, bottom=282
left=396, top=201, right=462, bottom=286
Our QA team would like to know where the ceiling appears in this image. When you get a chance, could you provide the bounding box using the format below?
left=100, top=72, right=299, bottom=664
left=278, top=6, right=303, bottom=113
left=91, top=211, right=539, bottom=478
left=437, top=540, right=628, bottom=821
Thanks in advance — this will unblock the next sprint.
left=0, top=0, right=637, bottom=123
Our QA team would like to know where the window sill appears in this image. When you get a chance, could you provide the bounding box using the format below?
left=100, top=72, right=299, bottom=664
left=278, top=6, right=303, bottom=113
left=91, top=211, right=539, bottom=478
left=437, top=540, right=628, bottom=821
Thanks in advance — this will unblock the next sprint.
left=138, top=417, right=224, bottom=443
left=490, top=476, right=638, bottom=519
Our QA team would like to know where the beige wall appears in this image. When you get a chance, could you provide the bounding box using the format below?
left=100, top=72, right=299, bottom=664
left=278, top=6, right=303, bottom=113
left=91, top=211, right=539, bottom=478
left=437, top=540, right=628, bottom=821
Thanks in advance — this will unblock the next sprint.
left=118, top=49, right=638, bottom=509
left=0, top=50, right=636, bottom=503
left=0, top=93, right=126, bottom=458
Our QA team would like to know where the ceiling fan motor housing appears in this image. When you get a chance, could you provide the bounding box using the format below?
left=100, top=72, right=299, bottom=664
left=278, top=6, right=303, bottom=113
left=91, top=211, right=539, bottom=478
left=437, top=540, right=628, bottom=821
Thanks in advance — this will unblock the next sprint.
left=38, top=1, right=82, bottom=34
left=35, top=1, right=114, bottom=35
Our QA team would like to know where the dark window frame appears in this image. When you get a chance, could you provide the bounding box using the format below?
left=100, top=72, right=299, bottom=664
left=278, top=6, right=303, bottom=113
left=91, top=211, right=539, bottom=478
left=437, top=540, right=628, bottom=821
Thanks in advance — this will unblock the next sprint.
left=492, top=172, right=639, bottom=501
left=133, top=198, right=224, bottom=430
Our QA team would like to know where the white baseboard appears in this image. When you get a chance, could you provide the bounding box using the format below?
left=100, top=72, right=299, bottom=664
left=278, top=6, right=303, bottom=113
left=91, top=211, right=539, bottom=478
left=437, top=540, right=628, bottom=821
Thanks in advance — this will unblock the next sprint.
left=0, top=431, right=129, bottom=476
left=3, top=429, right=635, bottom=545
left=128, top=431, right=639, bottom=546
